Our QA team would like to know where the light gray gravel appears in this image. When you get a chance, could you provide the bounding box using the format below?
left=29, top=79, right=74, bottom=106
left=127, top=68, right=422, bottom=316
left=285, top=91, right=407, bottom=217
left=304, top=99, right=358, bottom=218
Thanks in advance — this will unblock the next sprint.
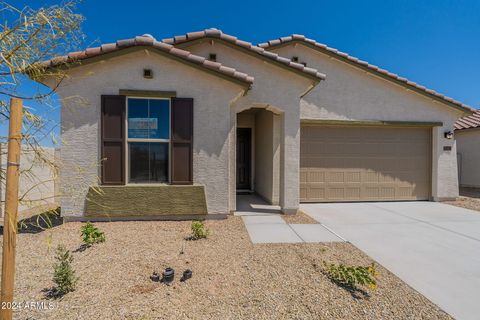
left=1, top=216, right=451, bottom=319
left=444, top=187, right=480, bottom=212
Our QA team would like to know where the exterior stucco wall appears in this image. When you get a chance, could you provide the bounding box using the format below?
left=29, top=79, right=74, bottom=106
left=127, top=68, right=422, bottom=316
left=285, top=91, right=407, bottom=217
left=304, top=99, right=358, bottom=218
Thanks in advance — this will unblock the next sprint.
left=456, top=128, right=480, bottom=188
left=51, top=50, right=244, bottom=216
left=272, top=44, right=464, bottom=200
left=0, top=145, right=57, bottom=217
left=254, top=110, right=281, bottom=204
left=183, top=41, right=313, bottom=212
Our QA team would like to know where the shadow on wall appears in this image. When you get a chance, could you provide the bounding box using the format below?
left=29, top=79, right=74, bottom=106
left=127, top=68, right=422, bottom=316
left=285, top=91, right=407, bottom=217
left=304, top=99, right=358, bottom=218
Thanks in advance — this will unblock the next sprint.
left=460, top=187, right=480, bottom=199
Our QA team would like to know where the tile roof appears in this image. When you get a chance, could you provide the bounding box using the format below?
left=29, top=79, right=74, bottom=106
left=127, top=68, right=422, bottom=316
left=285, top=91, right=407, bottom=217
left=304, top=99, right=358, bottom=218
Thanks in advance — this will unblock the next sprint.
left=455, top=110, right=480, bottom=130
left=258, top=35, right=475, bottom=114
left=38, top=35, right=254, bottom=86
left=162, top=29, right=326, bottom=81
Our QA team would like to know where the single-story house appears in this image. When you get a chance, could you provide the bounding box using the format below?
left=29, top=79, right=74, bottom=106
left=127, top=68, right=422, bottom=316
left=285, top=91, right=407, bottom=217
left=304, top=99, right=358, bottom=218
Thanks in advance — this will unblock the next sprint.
left=36, top=29, right=475, bottom=220
left=455, top=110, right=480, bottom=188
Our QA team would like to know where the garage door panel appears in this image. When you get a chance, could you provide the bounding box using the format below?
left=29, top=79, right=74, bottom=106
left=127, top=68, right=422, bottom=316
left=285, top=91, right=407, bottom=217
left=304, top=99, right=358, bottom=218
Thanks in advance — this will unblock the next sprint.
left=300, top=126, right=431, bottom=202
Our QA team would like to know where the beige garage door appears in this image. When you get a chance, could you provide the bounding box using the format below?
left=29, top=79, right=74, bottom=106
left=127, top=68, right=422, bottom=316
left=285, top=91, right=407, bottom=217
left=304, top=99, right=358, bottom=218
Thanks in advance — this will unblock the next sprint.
left=300, top=125, right=431, bottom=202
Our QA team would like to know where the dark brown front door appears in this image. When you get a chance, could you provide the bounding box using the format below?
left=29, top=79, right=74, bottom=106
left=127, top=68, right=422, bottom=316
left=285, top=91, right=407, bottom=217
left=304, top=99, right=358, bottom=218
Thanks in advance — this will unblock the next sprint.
left=236, top=128, right=251, bottom=190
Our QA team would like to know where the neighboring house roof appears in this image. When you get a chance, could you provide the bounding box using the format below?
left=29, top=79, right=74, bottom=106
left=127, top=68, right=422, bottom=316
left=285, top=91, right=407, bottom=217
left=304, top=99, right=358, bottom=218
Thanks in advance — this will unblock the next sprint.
left=455, top=110, right=480, bottom=130
left=37, top=35, right=254, bottom=87
left=258, top=35, right=475, bottom=115
left=162, top=29, right=326, bottom=81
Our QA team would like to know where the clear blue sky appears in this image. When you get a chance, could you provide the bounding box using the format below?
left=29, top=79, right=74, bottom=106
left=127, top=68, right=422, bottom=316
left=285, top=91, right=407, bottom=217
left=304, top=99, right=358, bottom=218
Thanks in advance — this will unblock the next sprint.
left=8, top=0, right=480, bottom=146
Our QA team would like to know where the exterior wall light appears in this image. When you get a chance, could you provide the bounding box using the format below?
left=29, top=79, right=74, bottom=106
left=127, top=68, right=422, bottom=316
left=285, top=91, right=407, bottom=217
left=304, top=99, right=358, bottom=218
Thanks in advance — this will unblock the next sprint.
left=444, top=131, right=454, bottom=139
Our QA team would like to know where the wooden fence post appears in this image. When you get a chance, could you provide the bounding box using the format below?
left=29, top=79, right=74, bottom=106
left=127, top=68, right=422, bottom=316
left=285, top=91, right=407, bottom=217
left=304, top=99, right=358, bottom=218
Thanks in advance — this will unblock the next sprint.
left=0, top=98, right=23, bottom=320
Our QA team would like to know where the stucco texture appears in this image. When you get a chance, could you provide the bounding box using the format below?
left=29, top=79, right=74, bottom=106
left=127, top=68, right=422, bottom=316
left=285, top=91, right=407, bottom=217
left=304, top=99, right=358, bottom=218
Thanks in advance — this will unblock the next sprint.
left=183, top=40, right=314, bottom=212
left=52, top=49, right=244, bottom=217
left=272, top=44, right=464, bottom=200
left=47, top=38, right=467, bottom=218
left=0, top=145, right=57, bottom=216
left=456, top=128, right=480, bottom=188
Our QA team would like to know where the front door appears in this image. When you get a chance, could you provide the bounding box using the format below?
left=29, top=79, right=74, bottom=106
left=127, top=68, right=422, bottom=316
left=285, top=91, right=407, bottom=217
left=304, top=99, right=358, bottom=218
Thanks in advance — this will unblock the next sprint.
left=236, top=128, right=251, bottom=190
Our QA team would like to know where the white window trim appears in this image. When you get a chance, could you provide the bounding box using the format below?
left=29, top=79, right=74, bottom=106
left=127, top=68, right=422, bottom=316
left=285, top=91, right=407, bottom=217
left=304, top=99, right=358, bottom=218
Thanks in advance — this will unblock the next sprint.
left=125, top=96, right=171, bottom=184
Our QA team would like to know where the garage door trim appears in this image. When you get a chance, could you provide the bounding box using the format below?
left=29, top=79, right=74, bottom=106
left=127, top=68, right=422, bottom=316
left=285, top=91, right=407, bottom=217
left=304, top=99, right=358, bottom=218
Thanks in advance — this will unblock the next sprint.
left=301, top=119, right=443, bottom=128
left=300, top=121, right=433, bottom=202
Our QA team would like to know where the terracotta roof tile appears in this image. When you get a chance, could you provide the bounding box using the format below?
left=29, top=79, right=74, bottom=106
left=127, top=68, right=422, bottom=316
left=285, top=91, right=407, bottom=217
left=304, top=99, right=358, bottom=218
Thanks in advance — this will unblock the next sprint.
left=258, top=35, right=475, bottom=114
left=38, top=35, right=254, bottom=86
left=455, top=111, right=480, bottom=130
left=162, top=28, right=325, bottom=80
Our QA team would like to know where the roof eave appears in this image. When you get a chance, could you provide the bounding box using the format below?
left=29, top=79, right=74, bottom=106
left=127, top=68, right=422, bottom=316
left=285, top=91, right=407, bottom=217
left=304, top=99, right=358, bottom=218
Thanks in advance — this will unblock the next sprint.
left=262, top=39, right=474, bottom=116
left=31, top=46, right=253, bottom=90
left=170, top=37, right=326, bottom=82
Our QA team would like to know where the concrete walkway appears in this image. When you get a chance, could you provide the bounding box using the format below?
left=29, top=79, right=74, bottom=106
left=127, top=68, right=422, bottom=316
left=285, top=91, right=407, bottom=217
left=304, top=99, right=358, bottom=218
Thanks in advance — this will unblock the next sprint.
left=236, top=195, right=343, bottom=244
left=301, top=201, right=480, bottom=320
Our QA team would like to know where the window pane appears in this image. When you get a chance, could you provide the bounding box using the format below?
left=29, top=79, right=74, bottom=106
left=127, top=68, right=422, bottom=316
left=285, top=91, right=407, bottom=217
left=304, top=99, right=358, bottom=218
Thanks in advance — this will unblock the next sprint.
left=129, top=142, right=150, bottom=182
left=128, top=99, right=149, bottom=139
left=149, top=99, right=170, bottom=139
left=129, top=142, right=168, bottom=183
left=149, top=143, right=169, bottom=182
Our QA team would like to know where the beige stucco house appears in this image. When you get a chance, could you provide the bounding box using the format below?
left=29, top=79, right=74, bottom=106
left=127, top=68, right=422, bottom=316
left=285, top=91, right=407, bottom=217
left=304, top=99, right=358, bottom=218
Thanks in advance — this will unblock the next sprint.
left=37, top=29, right=474, bottom=220
left=455, top=111, right=480, bottom=188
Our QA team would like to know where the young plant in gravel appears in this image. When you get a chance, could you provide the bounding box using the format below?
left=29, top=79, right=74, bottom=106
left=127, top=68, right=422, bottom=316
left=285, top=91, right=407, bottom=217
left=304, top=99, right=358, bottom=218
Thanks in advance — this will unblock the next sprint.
left=52, top=245, right=78, bottom=297
left=190, top=220, right=210, bottom=240
left=323, top=261, right=378, bottom=290
left=81, top=222, right=106, bottom=247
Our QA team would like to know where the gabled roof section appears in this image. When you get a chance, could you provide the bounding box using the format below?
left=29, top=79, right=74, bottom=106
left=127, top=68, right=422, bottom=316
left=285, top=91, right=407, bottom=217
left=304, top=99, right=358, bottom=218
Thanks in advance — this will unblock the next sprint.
left=37, top=35, right=254, bottom=87
left=162, top=29, right=326, bottom=81
left=455, top=110, right=480, bottom=130
left=259, top=35, right=475, bottom=115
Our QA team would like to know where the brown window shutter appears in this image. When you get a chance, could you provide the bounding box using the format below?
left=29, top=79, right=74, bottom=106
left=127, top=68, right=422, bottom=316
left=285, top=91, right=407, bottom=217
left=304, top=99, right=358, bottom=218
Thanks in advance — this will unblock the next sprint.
left=101, top=95, right=126, bottom=185
left=171, top=98, right=193, bottom=185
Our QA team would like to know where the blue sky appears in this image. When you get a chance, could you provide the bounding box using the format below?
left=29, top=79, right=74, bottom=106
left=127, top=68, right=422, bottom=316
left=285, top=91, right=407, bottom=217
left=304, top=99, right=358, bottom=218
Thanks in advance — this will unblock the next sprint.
left=7, top=0, right=480, bottom=146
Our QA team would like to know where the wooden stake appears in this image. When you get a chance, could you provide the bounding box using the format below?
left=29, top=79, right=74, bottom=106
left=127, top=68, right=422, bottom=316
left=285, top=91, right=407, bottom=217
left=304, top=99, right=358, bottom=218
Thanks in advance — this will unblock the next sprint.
left=0, top=98, right=23, bottom=320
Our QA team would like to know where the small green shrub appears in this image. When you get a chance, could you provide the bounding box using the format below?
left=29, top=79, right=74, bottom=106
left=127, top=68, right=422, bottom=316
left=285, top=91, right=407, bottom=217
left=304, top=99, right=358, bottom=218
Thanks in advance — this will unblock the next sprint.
left=81, top=222, right=105, bottom=247
left=191, top=220, right=209, bottom=239
left=323, top=261, right=378, bottom=290
left=53, top=245, right=78, bottom=296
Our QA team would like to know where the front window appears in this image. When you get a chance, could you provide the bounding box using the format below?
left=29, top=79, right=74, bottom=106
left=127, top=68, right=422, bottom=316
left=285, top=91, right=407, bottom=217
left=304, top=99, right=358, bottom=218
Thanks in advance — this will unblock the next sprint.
left=127, top=98, right=170, bottom=183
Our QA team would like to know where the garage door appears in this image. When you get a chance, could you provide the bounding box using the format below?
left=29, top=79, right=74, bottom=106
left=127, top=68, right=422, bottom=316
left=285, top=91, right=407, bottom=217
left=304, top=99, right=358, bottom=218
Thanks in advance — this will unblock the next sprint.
left=300, top=125, right=431, bottom=202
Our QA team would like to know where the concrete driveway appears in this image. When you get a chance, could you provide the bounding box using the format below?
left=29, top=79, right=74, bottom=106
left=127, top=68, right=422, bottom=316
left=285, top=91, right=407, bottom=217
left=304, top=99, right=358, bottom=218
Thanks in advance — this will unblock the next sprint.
left=300, top=201, right=480, bottom=320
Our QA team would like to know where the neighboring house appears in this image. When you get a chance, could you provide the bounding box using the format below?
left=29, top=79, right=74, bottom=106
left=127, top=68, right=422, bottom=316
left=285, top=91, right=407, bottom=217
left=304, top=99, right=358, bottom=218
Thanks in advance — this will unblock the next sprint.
left=0, top=145, right=58, bottom=218
left=455, top=110, right=480, bottom=188
left=35, top=29, right=474, bottom=220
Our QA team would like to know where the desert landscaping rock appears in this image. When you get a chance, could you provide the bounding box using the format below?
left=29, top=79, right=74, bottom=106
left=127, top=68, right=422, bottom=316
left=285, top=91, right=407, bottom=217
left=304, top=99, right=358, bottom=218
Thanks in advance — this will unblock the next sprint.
left=282, top=210, right=319, bottom=224
left=445, top=197, right=480, bottom=212
left=1, top=217, right=451, bottom=319
left=444, top=187, right=480, bottom=212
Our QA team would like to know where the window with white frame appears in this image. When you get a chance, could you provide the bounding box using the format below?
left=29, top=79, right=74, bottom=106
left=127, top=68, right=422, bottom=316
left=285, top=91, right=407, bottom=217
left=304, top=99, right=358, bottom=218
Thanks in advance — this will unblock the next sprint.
left=127, top=97, right=170, bottom=183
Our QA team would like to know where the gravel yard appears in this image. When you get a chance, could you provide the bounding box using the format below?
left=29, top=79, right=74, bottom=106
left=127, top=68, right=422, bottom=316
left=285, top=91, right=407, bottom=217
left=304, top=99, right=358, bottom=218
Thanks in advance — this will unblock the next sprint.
left=1, top=216, right=451, bottom=320
left=444, top=187, right=480, bottom=212
left=281, top=210, right=318, bottom=224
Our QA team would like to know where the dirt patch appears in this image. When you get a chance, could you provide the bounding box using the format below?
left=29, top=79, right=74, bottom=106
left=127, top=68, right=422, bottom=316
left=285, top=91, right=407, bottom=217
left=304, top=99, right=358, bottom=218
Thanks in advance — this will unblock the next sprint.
left=282, top=210, right=319, bottom=224
left=1, top=217, right=451, bottom=320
